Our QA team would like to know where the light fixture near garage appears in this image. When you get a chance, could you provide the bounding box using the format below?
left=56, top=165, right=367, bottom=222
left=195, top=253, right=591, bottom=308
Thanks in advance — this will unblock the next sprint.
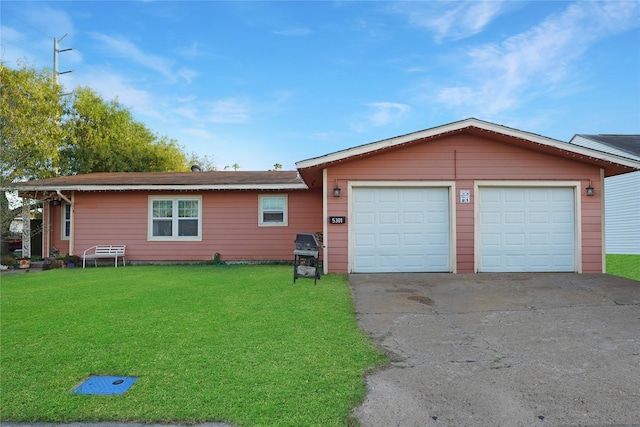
left=586, top=181, right=594, bottom=197
left=333, top=180, right=341, bottom=198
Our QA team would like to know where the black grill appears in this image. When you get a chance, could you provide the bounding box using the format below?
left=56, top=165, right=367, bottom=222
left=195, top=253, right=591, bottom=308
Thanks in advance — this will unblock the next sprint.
left=293, top=233, right=321, bottom=284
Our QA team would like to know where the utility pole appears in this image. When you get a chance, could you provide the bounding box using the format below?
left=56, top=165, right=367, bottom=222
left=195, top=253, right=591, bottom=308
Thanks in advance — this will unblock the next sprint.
left=53, top=33, right=74, bottom=86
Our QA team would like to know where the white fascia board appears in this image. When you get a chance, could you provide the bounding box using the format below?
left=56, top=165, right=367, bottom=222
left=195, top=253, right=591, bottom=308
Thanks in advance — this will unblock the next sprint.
left=296, top=118, right=640, bottom=170
left=18, top=183, right=309, bottom=192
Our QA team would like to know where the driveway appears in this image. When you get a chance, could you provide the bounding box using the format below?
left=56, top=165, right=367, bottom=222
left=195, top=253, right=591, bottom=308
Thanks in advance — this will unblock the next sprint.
left=349, top=273, right=640, bottom=427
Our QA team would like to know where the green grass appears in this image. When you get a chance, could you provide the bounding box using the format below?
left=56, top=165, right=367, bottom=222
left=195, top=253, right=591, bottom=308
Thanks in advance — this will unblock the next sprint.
left=0, top=265, right=386, bottom=426
left=606, top=254, right=640, bottom=281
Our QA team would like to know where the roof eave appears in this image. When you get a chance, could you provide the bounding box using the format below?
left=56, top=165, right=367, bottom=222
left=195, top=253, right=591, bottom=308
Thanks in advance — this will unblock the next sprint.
left=16, top=183, right=309, bottom=192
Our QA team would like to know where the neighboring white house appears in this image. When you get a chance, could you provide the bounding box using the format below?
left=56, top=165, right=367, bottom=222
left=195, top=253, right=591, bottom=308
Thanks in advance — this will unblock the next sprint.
left=570, top=135, right=640, bottom=255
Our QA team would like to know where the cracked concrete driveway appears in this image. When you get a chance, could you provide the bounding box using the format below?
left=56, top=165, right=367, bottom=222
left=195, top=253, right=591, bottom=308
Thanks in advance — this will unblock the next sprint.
left=349, top=273, right=640, bottom=427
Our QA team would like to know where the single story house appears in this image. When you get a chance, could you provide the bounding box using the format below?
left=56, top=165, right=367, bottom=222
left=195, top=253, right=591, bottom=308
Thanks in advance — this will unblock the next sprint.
left=568, top=134, right=640, bottom=255
left=16, top=118, right=640, bottom=273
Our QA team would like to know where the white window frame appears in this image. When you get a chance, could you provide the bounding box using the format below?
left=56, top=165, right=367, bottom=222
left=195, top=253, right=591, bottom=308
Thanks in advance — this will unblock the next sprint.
left=258, top=194, right=288, bottom=226
left=61, top=203, right=71, bottom=240
left=148, top=195, right=202, bottom=241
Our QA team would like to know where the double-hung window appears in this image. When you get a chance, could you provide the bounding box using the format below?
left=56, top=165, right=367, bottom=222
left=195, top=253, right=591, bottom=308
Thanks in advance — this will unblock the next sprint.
left=259, top=195, right=288, bottom=226
left=149, top=196, right=202, bottom=240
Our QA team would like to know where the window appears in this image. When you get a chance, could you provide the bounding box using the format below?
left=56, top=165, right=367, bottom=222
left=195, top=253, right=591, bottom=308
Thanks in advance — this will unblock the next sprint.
left=62, top=203, right=71, bottom=240
left=149, top=196, right=201, bottom=240
left=259, top=195, right=288, bottom=226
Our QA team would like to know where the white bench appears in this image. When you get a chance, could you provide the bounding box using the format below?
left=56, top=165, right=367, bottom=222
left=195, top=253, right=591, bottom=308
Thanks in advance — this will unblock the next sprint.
left=82, top=245, right=126, bottom=268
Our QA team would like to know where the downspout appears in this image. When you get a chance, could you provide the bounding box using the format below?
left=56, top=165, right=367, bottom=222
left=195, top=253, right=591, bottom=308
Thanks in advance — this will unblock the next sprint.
left=56, top=190, right=74, bottom=256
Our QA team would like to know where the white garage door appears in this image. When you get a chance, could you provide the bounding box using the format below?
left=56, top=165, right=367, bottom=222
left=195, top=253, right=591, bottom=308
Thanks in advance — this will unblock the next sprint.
left=478, top=187, right=575, bottom=272
left=352, top=187, right=450, bottom=273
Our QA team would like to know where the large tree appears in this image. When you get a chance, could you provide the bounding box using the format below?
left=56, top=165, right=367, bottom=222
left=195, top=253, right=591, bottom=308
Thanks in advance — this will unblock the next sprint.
left=1, top=63, right=67, bottom=237
left=61, top=87, right=188, bottom=174
left=1, top=63, right=193, bottom=238
left=1, top=63, right=66, bottom=184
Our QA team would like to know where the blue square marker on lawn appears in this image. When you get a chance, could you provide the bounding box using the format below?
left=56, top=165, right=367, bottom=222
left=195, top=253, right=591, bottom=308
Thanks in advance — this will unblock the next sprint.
left=72, top=376, right=138, bottom=395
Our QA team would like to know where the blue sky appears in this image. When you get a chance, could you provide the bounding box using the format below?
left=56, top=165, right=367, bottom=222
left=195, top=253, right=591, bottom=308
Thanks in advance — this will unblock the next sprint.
left=2, top=1, right=639, bottom=171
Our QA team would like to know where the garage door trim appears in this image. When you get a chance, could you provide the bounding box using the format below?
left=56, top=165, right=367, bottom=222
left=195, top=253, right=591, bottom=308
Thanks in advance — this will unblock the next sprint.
left=474, top=181, right=582, bottom=273
left=348, top=181, right=457, bottom=273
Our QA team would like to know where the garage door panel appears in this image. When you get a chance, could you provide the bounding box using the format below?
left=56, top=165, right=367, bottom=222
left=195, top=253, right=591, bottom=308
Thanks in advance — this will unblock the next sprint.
left=354, top=212, right=375, bottom=225
left=404, top=233, right=424, bottom=246
left=529, top=255, right=551, bottom=267
left=354, top=255, right=375, bottom=269
left=554, top=212, right=573, bottom=223
left=479, top=187, right=575, bottom=272
left=505, top=233, right=525, bottom=247
left=529, top=233, right=549, bottom=245
left=380, top=255, right=400, bottom=268
left=505, top=212, right=525, bottom=224
left=405, top=254, right=427, bottom=268
left=553, top=232, right=574, bottom=245
left=505, top=192, right=526, bottom=202
left=506, top=255, right=526, bottom=269
left=428, top=211, right=448, bottom=224
left=428, top=232, right=449, bottom=246
left=379, top=234, right=400, bottom=247
left=354, top=233, right=375, bottom=248
left=481, top=212, right=501, bottom=224
left=379, top=191, right=399, bottom=203
left=530, top=212, right=549, bottom=223
left=353, top=187, right=450, bottom=273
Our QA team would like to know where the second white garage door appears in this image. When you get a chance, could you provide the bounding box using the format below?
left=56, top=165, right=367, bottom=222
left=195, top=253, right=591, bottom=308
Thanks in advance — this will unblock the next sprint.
left=352, top=187, right=450, bottom=273
left=478, top=187, right=576, bottom=272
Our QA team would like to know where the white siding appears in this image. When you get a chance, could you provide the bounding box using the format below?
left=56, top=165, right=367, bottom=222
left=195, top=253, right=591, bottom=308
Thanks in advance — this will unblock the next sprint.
left=605, top=171, right=640, bottom=254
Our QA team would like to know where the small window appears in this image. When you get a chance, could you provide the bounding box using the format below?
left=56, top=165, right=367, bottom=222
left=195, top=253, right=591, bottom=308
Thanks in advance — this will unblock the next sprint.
left=62, top=203, right=71, bottom=240
left=259, top=195, right=288, bottom=226
left=149, top=196, right=201, bottom=241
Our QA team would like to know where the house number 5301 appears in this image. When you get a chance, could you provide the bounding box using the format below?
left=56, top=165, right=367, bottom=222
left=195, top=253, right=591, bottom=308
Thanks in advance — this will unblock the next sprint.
left=330, top=216, right=346, bottom=224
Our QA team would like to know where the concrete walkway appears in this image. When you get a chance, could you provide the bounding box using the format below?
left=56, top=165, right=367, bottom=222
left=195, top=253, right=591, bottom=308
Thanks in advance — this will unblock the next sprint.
left=349, top=273, right=640, bottom=427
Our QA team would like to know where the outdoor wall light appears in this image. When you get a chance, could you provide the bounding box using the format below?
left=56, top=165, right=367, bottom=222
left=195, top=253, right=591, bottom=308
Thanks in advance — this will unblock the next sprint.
left=586, top=182, right=594, bottom=197
left=333, top=184, right=341, bottom=197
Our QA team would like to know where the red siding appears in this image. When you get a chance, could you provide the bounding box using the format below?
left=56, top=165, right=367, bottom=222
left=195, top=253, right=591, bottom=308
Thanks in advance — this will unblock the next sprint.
left=39, top=132, right=606, bottom=274
left=63, top=189, right=322, bottom=263
left=325, top=134, right=603, bottom=273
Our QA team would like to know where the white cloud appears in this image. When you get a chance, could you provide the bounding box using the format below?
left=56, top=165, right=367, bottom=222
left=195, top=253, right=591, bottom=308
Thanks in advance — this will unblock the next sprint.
left=354, top=102, right=411, bottom=131
left=89, top=32, right=174, bottom=79
left=73, top=69, right=166, bottom=122
left=177, top=68, right=199, bottom=84
left=391, top=1, right=508, bottom=42
left=25, top=6, right=75, bottom=41
left=174, top=105, right=200, bottom=121
left=273, top=27, right=312, bottom=36
left=435, top=1, right=640, bottom=115
left=208, top=98, right=250, bottom=124
left=177, top=41, right=203, bottom=59
left=181, top=128, right=215, bottom=140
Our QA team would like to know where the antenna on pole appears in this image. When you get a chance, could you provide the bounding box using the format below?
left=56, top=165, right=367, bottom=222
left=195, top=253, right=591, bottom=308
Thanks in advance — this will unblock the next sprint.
left=53, top=33, right=74, bottom=86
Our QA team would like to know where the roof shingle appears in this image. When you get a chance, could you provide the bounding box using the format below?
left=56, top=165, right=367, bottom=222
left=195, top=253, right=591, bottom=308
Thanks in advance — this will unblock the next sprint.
left=17, top=170, right=306, bottom=190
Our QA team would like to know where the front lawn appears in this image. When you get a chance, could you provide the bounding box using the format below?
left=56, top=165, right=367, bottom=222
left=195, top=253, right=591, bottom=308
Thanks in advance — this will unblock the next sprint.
left=0, top=265, right=386, bottom=426
left=607, top=254, right=640, bottom=281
